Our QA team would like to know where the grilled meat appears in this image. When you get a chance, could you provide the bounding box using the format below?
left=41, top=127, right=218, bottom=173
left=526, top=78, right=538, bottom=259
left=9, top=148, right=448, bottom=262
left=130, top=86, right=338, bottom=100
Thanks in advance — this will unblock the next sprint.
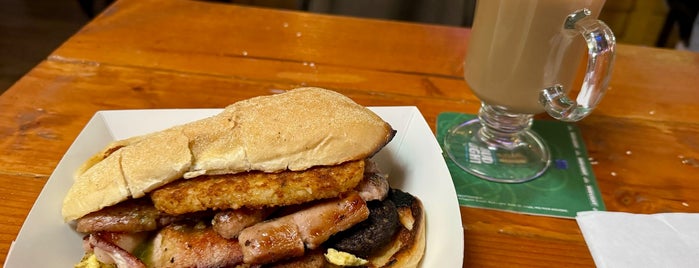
left=293, top=191, right=370, bottom=249
left=265, top=248, right=326, bottom=268
left=74, top=160, right=397, bottom=267
left=76, top=198, right=160, bottom=233
left=355, top=160, right=389, bottom=202
left=76, top=198, right=213, bottom=234
left=212, top=208, right=275, bottom=239
left=238, top=191, right=369, bottom=264
left=148, top=222, right=244, bottom=268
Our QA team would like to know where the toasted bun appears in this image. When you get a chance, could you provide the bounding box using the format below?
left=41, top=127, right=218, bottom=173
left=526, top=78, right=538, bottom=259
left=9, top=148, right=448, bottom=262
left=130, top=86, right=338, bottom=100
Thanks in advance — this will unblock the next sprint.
left=62, top=87, right=394, bottom=221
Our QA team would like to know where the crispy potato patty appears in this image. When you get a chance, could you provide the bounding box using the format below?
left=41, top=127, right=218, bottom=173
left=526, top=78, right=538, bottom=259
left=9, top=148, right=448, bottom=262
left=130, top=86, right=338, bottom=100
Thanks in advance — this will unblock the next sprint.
left=150, top=160, right=365, bottom=215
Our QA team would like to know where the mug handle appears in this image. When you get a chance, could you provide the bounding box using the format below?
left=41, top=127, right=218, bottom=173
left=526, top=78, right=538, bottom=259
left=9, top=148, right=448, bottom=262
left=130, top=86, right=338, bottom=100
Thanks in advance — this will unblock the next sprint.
left=539, top=9, right=616, bottom=122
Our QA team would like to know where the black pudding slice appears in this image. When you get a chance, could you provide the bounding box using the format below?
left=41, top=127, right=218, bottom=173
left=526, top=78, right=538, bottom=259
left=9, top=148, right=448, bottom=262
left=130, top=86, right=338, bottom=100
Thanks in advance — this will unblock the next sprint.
left=326, top=198, right=400, bottom=258
left=388, top=188, right=417, bottom=208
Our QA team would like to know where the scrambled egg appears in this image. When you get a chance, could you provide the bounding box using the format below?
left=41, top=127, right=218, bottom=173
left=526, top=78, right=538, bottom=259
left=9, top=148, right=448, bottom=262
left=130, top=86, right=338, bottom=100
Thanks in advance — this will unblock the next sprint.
left=75, top=253, right=114, bottom=268
left=324, top=248, right=369, bottom=266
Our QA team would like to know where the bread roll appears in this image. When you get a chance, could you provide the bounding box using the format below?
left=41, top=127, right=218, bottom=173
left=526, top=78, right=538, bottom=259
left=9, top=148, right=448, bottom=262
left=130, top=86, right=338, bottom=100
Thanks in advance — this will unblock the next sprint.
left=62, top=87, right=394, bottom=221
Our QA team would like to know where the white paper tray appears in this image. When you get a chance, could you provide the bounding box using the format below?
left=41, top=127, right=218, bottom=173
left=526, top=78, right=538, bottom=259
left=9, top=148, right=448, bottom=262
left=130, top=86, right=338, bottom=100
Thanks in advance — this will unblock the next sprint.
left=4, top=106, right=463, bottom=267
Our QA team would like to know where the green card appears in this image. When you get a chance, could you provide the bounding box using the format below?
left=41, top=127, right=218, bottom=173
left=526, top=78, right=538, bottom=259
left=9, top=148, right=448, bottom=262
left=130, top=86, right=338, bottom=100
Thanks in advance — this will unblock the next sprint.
left=436, top=112, right=605, bottom=218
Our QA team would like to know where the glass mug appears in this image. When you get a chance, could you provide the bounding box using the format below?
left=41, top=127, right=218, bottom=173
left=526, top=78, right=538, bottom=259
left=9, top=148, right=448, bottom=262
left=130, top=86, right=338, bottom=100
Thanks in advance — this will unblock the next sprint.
left=444, top=0, right=615, bottom=183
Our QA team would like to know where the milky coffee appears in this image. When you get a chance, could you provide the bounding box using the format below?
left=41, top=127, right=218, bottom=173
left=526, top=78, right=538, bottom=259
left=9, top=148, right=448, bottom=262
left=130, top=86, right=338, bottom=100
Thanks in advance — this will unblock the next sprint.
left=465, top=0, right=605, bottom=114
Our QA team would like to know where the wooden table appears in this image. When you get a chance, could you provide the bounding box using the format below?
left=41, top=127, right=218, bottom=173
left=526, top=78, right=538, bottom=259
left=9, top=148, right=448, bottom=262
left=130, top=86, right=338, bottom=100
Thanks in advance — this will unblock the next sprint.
left=1, top=0, right=698, bottom=266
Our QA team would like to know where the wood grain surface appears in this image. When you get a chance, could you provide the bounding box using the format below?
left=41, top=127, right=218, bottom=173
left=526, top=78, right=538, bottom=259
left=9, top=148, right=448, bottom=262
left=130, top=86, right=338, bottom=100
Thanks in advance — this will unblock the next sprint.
left=1, top=0, right=698, bottom=266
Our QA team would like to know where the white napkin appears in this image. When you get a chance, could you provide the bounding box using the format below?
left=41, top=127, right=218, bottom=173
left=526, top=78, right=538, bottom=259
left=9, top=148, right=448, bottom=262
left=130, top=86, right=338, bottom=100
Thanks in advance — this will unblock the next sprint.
left=576, top=211, right=699, bottom=268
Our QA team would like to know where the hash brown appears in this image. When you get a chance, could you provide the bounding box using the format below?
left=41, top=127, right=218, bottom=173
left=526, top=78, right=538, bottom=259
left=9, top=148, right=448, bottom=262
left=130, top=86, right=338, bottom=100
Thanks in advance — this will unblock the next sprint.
left=150, top=160, right=365, bottom=215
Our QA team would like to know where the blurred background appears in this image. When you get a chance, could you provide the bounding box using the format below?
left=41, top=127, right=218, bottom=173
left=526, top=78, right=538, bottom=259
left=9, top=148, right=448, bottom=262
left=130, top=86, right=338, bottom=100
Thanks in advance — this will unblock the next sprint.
left=1, top=0, right=698, bottom=93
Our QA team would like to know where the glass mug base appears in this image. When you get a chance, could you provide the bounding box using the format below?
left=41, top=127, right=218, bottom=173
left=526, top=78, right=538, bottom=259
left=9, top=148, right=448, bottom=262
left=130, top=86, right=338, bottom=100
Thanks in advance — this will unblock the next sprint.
left=444, top=117, right=551, bottom=183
